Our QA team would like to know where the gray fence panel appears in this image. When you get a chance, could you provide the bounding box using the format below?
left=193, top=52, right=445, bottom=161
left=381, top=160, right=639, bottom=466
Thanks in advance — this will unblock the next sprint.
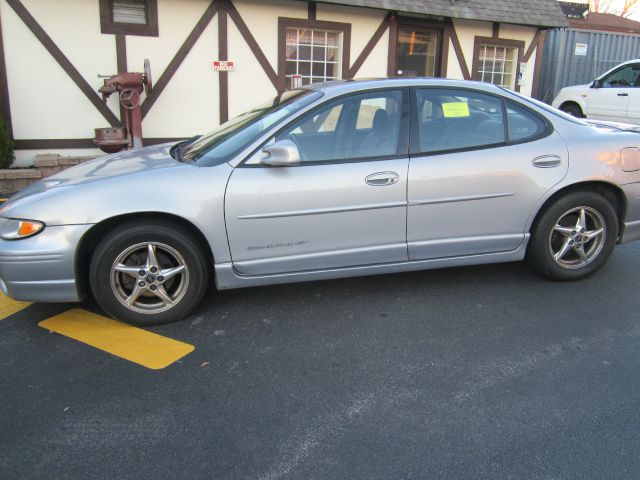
left=539, top=28, right=640, bottom=104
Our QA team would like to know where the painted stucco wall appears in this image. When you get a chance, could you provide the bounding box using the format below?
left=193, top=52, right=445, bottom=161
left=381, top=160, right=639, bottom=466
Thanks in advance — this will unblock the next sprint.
left=1, top=0, right=545, bottom=166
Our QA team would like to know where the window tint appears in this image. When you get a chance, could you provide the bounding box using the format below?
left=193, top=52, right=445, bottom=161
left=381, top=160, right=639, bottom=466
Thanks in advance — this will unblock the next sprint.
left=277, top=90, right=403, bottom=162
left=506, top=102, right=546, bottom=142
left=415, top=89, right=505, bottom=154
left=602, top=65, right=640, bottom=88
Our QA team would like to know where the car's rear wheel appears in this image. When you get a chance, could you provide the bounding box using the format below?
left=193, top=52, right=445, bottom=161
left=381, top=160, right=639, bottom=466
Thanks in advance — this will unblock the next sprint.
left=560, top=103, right=584, bottom=118
left=89, top=221, right=209, bottom=326
left=527, top=191, right=618, bottom=281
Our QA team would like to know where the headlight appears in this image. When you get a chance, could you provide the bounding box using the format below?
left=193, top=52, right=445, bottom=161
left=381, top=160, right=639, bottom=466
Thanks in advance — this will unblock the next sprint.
left=0, top=218, right=45, bottom=240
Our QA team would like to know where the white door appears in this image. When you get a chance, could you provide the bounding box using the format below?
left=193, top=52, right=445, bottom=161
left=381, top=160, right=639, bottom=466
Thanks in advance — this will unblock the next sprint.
left=587, top=64, right=640, bottom=122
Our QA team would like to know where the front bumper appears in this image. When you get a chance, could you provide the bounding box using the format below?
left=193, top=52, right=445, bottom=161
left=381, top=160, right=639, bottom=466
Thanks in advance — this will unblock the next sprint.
left=0, top=224, right=93, bottom=302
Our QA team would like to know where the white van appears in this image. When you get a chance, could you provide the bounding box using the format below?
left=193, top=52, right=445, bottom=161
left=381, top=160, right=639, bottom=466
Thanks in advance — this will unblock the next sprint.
left=552, top=59, right=640, bottom=124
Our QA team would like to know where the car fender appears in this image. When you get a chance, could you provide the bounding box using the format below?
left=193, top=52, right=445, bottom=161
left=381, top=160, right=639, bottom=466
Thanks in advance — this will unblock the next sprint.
left=0, top=162, right=235, bottom=264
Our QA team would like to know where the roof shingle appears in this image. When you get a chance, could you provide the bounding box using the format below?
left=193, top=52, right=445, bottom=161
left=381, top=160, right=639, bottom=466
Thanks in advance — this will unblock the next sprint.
left=311, top=0, right=567, bottom=28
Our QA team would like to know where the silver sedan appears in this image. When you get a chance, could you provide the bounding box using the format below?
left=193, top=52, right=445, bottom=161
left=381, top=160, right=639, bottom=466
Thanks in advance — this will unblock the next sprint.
left=2, top=78, right=640, bottom=325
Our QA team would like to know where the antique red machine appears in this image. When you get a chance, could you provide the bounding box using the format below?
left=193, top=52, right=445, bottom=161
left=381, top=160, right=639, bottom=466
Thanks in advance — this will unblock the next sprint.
left=94, top=59, right=152, bottom=153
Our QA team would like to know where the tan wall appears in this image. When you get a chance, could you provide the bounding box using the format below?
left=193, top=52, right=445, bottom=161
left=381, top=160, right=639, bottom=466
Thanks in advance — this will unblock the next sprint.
left=1, top=0, right=545, bottom=166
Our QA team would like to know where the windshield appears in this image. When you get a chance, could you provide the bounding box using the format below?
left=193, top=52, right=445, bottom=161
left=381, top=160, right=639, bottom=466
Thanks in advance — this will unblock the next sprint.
left=499, top=87, right=589, bottom=126
left=178, top=89, right=321, bottom=165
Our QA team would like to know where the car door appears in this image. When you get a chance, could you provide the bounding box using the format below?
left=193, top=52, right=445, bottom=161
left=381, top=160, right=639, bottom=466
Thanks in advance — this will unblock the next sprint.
left=587, top=64, right=639, bottom=122
left=224, top=89, right=410, bottom=276
left=407, top=88, right=568, bottom=260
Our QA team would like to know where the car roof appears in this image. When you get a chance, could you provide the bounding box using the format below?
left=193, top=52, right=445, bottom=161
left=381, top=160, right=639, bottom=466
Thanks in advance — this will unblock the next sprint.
left=302, top=78, right=505, bottom=97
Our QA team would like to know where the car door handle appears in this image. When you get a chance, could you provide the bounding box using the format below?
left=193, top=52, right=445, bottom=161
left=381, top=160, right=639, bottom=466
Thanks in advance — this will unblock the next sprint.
left=365, top=171, right=399, bottom=186
left=532, top=155, right=562, bottom=168
left=618, top=93, right=629, bottom=97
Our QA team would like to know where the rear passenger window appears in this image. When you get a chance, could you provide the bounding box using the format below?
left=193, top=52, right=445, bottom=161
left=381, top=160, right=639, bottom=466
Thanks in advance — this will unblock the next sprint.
left=415, top=88, right=505, bottom=154
left=506, top=102, right=546, bottom=142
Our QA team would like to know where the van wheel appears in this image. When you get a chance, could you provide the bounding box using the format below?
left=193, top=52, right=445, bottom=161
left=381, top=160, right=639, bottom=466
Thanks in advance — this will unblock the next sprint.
left=89, top=221, right=209, bottom=326
left=560, top=103, right=583, bottom=118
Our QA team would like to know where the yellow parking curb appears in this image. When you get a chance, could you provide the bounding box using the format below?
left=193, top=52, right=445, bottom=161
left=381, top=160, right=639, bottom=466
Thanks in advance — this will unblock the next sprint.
left=39, top=309, right=194, bottom=370
left=0, top=291, right=31, bottom=320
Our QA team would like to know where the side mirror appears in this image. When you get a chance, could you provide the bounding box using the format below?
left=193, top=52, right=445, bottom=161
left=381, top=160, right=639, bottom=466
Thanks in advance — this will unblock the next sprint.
left=591, top=79, right=602, bottom=88
left=260, top=139, right=301, bottom=166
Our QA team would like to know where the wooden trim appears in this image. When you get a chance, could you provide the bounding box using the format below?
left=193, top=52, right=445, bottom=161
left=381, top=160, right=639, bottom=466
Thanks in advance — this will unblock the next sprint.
left=523, top=29, right=542, bottom=63
left=115, top=34, right=127, bottom=123
left=395, top=18, right=445, bottom=78
left=0, top=7, right=13, bottom=139
left=471, top=36, right=525, bottom=93
left=143, top=137, right=186, bottom=145
left=13, top=137, right=186, bottom=150
left=387, top=13, right=398, bottom=77
left=492, top=22, right=500, bottom=39
left=115, top=34, right=127, bottom=73
left=226, top=0, right=278, bottom=91
left=141, top=0, right=219, bottom=119
left=349, top=13, right=391, bottom=78
left=308, top=1, right=316, bottom=21
left=99, top=0, right=159, bottom=37
left=6, top=0, right=120, bottom=127
left=14, top=139, right=97, bottom=150
left=449, top=21, right=470, bottom=80
left=218, top=1, right=228, bottom=124
left=440, top=22, right=451, bottom=78
left=531, top=30, right=546, bottom=99
left=277, top=17, right=351, bottom=93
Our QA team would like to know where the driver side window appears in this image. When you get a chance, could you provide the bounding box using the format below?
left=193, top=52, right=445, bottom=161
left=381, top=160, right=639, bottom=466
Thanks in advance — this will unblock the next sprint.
left=601, top=65, right=640, bottom=88
left=276, top=90, right=403, bottom=163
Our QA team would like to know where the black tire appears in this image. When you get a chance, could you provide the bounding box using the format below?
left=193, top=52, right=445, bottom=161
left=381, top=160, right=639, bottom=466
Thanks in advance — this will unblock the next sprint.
left=527, top=191, right=618, bottom=281
left=89, top=220, right=209, bottom=326
left=560, top=103, right=584, bottom=118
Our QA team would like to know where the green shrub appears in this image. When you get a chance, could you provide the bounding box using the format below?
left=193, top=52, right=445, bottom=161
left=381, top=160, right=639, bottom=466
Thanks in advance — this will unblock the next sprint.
left=0, top=118, right=13, bottom=169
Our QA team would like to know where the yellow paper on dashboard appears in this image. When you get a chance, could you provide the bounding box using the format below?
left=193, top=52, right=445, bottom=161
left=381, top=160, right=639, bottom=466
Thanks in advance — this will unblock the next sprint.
left=442, top=102, right=470, bottom=118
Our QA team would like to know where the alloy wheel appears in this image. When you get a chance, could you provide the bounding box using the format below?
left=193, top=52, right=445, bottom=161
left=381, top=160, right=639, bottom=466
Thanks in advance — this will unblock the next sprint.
left=110, top=242, right=190, bottom=314
left=548, top=206, right=606, bottom=270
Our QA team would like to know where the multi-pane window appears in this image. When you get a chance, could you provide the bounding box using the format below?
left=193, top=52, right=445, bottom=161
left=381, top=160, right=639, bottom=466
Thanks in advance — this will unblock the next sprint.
left=477, top=45, right=518, bottom=89
left=285, top=28, right=343, bottom=86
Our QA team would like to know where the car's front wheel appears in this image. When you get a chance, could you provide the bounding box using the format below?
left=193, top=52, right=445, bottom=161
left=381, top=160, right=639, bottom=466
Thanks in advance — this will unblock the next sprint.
left=527, top=191, right=618, bottom=281
left=89, top=221, right=209, bottom=326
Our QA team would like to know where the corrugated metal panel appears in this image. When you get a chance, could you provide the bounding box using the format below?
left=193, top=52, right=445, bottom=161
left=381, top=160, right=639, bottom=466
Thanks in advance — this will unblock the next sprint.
left=539, top=28, right=640, bottom=103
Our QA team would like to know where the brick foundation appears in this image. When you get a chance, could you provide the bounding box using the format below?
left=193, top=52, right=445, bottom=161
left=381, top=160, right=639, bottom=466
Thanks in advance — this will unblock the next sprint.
left=0, top=154, right=98, bottom=195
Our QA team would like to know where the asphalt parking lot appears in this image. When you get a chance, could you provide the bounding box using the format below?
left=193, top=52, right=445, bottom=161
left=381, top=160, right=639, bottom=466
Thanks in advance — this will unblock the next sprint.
left=2, top=243, right=640, bottom=479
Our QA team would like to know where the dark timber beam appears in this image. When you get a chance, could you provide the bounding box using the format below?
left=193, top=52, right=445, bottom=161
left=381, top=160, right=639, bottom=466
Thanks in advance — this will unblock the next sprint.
left=226, top=0, right=278, bottom=91
left=349, top=13, right=391, bottom=79
left=218, top=1, right=228, bottom=124
left=449, top=20, right=471, bottom=80
left=0, top=7, right=13, bottom=139
left=141, top=0, right=219, bottom=119
left=5, top=0, right=121, bottom=127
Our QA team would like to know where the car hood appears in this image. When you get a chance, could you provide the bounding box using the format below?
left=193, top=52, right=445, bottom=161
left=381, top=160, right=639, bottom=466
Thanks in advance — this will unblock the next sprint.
left=9, top=143, right=183, bottom=202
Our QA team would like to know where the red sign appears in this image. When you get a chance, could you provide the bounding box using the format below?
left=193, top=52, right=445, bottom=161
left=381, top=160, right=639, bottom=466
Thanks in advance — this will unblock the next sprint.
left=213, top=60, right=234, bottom=71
